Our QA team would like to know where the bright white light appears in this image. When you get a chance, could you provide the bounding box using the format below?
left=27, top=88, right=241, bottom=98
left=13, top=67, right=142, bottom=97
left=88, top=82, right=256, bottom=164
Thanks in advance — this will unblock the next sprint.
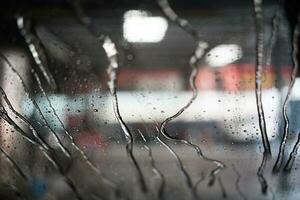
left=291, top=78, right=300, bottom=100
left=123, top=10, right=168, bottom=43
left=205, top=44, right=242, bottom=67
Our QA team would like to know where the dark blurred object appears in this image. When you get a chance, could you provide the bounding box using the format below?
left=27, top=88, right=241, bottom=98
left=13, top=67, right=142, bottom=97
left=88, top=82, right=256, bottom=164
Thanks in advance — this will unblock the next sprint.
left=283, top=0, right=300, bottom=75
left=284, top=0, right=300, bottom=30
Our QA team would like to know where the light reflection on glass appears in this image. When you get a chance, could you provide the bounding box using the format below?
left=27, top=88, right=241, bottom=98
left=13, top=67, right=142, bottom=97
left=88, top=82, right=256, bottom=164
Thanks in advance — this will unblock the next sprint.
left=205, top=44, right=242, bottom=67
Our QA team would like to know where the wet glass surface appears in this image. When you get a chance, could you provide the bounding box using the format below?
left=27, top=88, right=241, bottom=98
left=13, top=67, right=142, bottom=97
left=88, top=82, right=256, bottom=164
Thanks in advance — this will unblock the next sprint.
left=0, top=0, right=300, bottom=199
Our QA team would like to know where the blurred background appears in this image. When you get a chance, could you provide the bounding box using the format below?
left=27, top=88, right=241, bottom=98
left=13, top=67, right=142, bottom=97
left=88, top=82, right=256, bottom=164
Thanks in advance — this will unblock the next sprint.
left=0, top=0, right=300, bottom=199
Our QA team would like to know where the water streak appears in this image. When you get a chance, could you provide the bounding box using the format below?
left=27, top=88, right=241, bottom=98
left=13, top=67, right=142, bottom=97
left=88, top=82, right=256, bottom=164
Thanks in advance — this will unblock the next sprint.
left=284, top=132, right=300, bottom=172
left=0, top=110, right=83, bottom=200
left=232, top=164, right=247, bottom=200
left=0, top=147, right=28, bottom=181
left=157, top=0, right=225, bottom=187
left=0, top=87, right=52, bottom=152
left=0, top=103, right=57, bottom=168
left=265, top=10, right=281, bottom=67
left=1, top=183, right=27, bottom=200
left=31, top=68, right=121, bottom=198
left=0, top=55, right=84, bottom=199
left=154, top=127, right=197, bottom=199
left=253, top=0, right=271, bottom=154
left=157, top=0, right=200, bottom=39
left=257, top=151, right=268, bottom=194
left=103, top=36, right=148, bottom=193
left=0, top=53, right=71, bottom=158
left=217, top=177, right=227, bottom=199
left=192, top=172, right=205, bottom=199
left=66, top=3, right=129, bottom=198
left=273, top=23, right=299, bottom=173
left=253, top=0, right=271, bottom=194
left=137, top=129, right=165, bottom=199
left=0, top=92, right=82, bottom=197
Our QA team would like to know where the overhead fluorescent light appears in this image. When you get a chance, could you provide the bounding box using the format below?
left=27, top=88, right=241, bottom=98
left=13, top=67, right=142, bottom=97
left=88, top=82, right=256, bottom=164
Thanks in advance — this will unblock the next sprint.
left=123, top=10, right=168, bottom=43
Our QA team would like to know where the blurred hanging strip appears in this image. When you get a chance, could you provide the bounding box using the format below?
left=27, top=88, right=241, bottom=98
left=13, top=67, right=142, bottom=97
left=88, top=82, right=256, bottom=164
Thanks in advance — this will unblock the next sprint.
left=16, top=16, right=57, bottom=91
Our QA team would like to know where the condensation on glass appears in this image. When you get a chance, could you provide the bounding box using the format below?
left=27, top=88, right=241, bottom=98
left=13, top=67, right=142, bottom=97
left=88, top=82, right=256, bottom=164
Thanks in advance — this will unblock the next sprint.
left=0, top=0, right=300, bottom=199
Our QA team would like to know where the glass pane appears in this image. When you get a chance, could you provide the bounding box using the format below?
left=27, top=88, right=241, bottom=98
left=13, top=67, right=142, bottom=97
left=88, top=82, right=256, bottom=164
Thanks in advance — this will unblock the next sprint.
left=0, top=0, right=299, bottom=199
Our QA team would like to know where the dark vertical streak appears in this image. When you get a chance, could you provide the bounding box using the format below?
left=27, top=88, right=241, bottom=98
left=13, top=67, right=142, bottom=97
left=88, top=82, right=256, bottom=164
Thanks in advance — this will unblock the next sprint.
left=16, top=16, right=57, bottom=91
left=253, top=0, right=271, bottom=154
left=137, top=129, right=165, bottom=199
left=157, top=0, right=225, bottom=187
left=1, top=184, right=27, bottom=200
left=253, top=0, right=271, bottom=194
left=217, top=177, right=227, bottom=199
left=266, top=10, right=281, bottom=67
left=192, top=172, right=205, bottom=200
left=232, top=164, right=248, bottom=200
left=274, top=23, right=299, bottom=173
left=0, top=140, right=29, bottom=199
left=63, top=178, right=84, bottom=200
left=284, top=132, right=300, bottom=172
left=0, top=147, right=28, bottom=181
left=0, top=53, right=71, bottom=158
left=257, top=152, right=268, bottom=194
left=104, top=36, right=148, bottom=193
